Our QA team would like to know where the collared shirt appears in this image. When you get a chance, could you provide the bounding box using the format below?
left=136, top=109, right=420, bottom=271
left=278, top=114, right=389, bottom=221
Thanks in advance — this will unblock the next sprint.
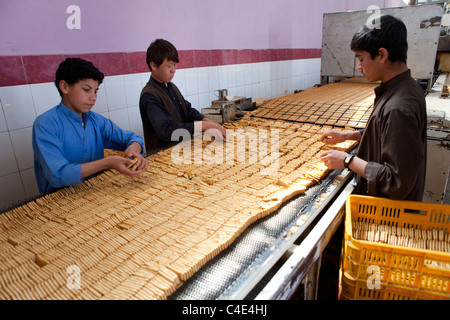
left=32, top=102, right=144, bottom=194
left=139, top=78, right=204, bottom=150
left=355, top=70, right=427, bottom=201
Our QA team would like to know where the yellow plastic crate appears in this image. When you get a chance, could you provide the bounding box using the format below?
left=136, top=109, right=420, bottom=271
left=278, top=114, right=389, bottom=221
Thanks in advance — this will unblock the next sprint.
left=341, top=195, right=450, bottom=300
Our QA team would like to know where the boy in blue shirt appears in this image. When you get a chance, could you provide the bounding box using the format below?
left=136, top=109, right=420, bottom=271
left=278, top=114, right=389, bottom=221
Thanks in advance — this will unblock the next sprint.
left=32, top=58, right=148, bottom=194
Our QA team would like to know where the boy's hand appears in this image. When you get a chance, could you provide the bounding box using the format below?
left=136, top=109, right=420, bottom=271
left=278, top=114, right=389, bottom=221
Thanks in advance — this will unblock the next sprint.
left=202, top=119, right=227, bottom=141
left=124, top=143, right=148, bottom=171
left=108, top=156, right=147, bottom=178
left=320, top=129, right=346, bottom=144
left=320, top=150, right=347, bottom=169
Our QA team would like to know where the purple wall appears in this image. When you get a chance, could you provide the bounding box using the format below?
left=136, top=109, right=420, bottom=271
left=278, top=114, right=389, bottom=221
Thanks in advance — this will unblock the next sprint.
left=0, top=0, right=405, bottom=55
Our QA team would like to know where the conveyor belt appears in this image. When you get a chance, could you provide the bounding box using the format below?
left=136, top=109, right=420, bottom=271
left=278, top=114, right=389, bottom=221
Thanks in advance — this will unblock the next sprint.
left=170, top=167, right=352, bottom=300
left=247, top=81, right=376, bottom=129
left=0, top=80, right=370, bottom=300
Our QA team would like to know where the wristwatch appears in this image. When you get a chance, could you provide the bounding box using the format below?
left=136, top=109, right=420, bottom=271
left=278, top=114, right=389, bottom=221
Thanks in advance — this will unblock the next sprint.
left=344, top=154, right=355, bottom=169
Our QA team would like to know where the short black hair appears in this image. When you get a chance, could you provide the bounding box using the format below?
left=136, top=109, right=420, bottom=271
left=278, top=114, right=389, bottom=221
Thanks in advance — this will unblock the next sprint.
left=54, top=58, right=104, bottom=97
left=350, top=14, right=408, bottom=64
left=146, top=39, right=179, bottom=71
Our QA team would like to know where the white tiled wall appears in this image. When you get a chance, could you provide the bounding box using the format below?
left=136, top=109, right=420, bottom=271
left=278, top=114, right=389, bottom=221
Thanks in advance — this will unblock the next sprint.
left=0, top=58, right=321, bottom=210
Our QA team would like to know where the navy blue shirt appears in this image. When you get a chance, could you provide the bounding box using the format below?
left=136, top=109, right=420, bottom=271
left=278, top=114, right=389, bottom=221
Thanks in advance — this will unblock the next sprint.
left=139, top=78, right=204, bottom=150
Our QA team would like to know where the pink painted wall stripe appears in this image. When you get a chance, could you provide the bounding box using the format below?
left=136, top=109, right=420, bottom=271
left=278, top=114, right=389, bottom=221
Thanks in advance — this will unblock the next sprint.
left=0, top=48, right=321, bottom=87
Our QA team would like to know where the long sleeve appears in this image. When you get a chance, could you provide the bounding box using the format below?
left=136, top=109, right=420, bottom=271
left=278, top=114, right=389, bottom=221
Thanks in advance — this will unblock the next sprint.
left=140, top=92, right=196, bottom=143
left=32, top=115, right=83, bottom=193
left=364, top=107, right=426, bottom=200
left=99, top=116, right=144, bottom=154
left=355, top=70, right=426, bottom=201
left=32, top=103, right=146, bottom=194
left=184, top=99, right=205, bottom=122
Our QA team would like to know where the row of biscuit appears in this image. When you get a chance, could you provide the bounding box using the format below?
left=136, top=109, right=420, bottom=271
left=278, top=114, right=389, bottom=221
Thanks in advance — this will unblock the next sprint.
left=248, top=81, right=377, bottom=128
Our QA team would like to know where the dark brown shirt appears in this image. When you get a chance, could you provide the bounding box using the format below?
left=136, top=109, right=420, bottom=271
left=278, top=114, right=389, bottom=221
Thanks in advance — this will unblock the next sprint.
left=355, top=70, right=427, bottom=201
left=139, top=78, right=204, bottom=151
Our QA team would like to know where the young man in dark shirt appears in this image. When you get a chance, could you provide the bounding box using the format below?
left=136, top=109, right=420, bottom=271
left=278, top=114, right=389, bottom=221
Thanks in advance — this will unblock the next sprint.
left=320, top=15, right=427, bottom=201
left=139, top=39, right=227, bottom=151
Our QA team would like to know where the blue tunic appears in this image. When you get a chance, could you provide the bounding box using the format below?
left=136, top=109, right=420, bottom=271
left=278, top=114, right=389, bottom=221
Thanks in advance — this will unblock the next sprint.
left=32, top=102, right=144, bottom=193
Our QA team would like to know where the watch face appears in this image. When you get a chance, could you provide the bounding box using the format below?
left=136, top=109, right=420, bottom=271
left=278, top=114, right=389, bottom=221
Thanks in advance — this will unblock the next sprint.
left=344, top=154, right=353, bottom=167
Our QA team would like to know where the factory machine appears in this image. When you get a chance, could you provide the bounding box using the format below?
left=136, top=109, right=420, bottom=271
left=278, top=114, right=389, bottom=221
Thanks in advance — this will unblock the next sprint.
left=170, top=4, right=447, bottom=300
left=201, top=89, right=254, bottom=124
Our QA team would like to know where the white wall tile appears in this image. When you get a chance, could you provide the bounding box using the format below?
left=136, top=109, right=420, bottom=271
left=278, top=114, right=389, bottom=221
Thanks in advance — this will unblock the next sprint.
left=257, top=82, right=267, bottom=99
left=292, top=76, right=302, bottom=92
left=235, top=85, right=245, bottom=98
left=236, top=64, right=245, bottom=87
left=186, top=94, right=200, bottom=112
left=243, top=64, right=252, bottom=86
left=140, top=72, right=151, bottom=85
left=30, top=82, right=60, bottom=117
left=262, top=81, right=272, bottom=99
left=227, top=88, right=238, bottom=99
left=305, top=74, right=314, bottom=89
left=185, top=68, right=198, bottom=96
left=124, top=74, right=142, bottom=108
left=278, top=61, right=286, bottom=80
left=173, top=69, right=187, bottom=97
left=109, top=108, right=130, bottom=131
left=198, top=92, right=211, bottom=110
left=0, top=172, right=25, bottom=209
left=282, top=78, right=292, bottom=95
left=284, top=61, right=293, bottom=79
left=104, top=75, right=127, bottom=111
left=197, top=67, right=209, bottom=94
left=261, top=62, right=271, bottom=82
left=292, top=60, right=301, bottom=77
left=243, top=85, right=252, bottom=98
left=270, top=62, right=279, bottom=81
left=0, top=132, right=18, bottom=176
left=270, top=79, right=282, bottom=98
left=0, top=85, right=36, bottom=131
left=20, top=168, right=39, bottom=199
left=208, top=67, right=219, bottom=93
left=313, top=73, right=321, bottom=86
left=227, top=65, right=237, bottom=88
left=314, top=58, right=321, bottom=70
left=127, top=106, right=143, bottom=137
left=209, top=91, right=217, bottom=105
left=250, top=63, right=260, bottom=85
left=217, top=66, right=228, bottom=90
left=251, top=83, right=260, bottom=99
left=0, top=98, right=8, bottom=133
left=9, top=127, right=33, bottom=171
left=277, top=61, right=285, bottom=79
left=94, top=86, right=108, bottom=114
